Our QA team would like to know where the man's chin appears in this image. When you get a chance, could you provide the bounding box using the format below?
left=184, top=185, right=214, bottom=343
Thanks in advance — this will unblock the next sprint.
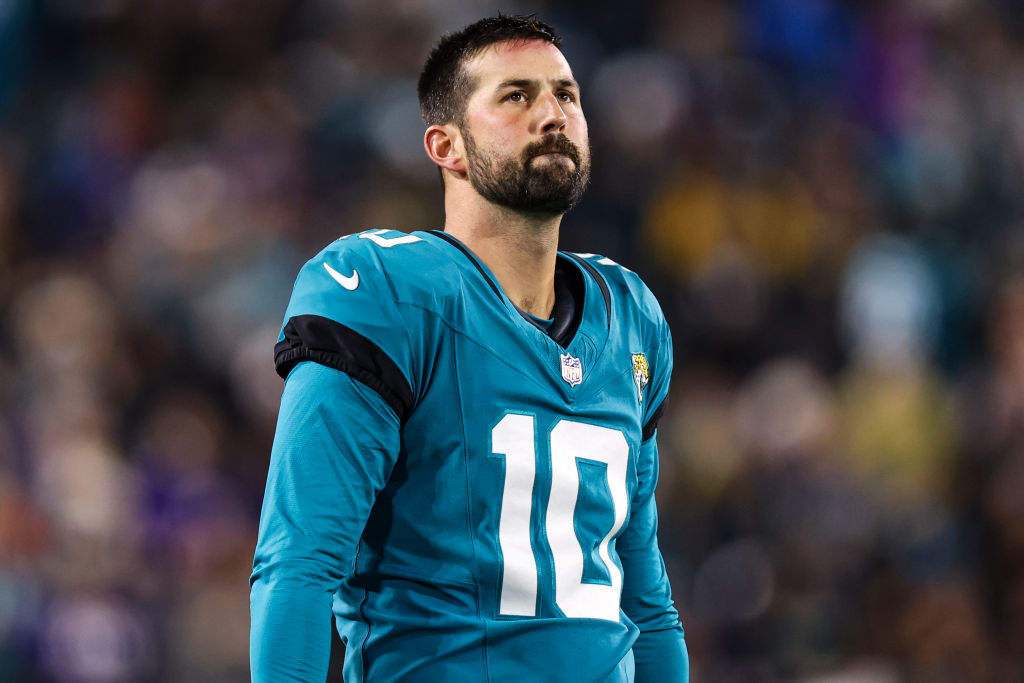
left=518, top=185, right=584, bottom=215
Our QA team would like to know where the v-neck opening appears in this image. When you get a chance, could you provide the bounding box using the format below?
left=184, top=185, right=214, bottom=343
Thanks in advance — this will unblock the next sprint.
left=427, top=230, right=591, bottom=349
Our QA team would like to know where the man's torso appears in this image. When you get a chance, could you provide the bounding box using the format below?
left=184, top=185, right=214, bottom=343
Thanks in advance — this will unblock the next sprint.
left=277, top=230, right=671, bottom=682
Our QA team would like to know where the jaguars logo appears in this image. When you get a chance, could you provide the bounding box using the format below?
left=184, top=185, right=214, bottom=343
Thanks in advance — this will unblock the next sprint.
left=631, top=352, right=650, bottom=403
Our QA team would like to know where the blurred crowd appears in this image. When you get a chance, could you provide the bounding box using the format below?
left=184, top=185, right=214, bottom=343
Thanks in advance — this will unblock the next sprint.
left=1, top=0, right=1024, bottom=680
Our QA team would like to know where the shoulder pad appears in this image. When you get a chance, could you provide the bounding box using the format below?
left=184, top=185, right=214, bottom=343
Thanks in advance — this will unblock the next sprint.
left=274, top=229, right=444, bottom=420
left=570, top=252, right=673, bottom=438
left=569, top=252, right=666, bottom=329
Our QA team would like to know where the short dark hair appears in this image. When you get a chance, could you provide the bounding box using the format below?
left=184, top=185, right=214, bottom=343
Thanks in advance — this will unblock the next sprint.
left=417, top=14, right=562, bottom=127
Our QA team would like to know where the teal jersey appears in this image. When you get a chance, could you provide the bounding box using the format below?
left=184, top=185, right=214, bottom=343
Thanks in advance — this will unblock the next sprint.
left=251, top=229, right=685, bottom=682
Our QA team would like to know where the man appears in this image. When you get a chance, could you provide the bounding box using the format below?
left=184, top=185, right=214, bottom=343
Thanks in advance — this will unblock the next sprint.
left=250, top=15, right=688, bottom=682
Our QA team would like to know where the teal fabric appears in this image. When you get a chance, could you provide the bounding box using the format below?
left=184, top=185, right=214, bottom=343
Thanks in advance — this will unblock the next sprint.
left=251, top=229, right=686, bottom=681
left=633, top=626, right=689, bottom=682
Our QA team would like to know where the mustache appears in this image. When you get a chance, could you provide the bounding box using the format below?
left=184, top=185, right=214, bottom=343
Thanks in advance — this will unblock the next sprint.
left=523, top=134, right=583, bottom=166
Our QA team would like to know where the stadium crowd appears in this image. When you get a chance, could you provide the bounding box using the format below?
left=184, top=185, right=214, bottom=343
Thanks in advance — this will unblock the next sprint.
left=1, top=0, right=1024, bottom=680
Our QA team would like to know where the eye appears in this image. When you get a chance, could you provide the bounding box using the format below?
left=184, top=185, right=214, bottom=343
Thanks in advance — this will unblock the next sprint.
left=557, top=90, right=577, bottom=104
left=504, top=91, right=526, bottom=103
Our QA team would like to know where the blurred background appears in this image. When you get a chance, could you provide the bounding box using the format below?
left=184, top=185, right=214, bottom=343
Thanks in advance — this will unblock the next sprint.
left=1, top=0, right=1023, bottom=680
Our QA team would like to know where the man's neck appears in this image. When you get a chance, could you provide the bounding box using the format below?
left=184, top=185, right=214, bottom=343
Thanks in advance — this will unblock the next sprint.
left=443, top=199, right=562, bottom=319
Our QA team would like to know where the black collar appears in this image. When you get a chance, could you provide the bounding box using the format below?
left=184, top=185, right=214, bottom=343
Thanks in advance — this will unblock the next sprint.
left=429, top=230, right=585, bottom=349
left=515, top=257, right=583, bottom=348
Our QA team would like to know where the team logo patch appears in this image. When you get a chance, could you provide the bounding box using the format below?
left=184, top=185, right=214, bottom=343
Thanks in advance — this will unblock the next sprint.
left=560, top=353, right=583, bottom=387
left=632, top=353, right=650, bottom=402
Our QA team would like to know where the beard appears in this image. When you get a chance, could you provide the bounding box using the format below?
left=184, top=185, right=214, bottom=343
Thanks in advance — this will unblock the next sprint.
left=463, top=130, right=591, bottom=216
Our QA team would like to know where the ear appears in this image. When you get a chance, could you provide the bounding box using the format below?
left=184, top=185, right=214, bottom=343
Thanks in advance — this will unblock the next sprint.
left=424, top=124, right=467, bottom=177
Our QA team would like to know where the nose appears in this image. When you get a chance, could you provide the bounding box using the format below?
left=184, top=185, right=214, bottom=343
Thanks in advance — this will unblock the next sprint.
left=537, top=91, right=567, bottom=134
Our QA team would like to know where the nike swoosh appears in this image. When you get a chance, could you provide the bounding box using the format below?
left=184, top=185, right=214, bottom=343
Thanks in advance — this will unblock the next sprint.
left=324, top=262, right=359, bottom=290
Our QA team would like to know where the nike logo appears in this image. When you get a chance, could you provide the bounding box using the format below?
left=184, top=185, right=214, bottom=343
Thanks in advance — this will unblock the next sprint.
left=324, top=262, right=359, bottom=290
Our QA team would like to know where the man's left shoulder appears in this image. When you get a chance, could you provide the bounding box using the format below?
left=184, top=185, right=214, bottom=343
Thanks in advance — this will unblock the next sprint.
left=567, top=252, right=668, bottom=329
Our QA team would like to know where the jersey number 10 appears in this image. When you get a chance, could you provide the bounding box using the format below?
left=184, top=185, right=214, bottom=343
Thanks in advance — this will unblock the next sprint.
left=491, top=413, right=629, bottom=623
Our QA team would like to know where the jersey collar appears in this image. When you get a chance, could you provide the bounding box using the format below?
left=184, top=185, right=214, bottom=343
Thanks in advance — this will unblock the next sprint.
left=427, top=230, right=607, bottom=350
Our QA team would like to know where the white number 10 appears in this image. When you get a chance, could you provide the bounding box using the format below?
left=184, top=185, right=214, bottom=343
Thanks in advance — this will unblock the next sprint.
left=491, top=414, right=629, bottom=622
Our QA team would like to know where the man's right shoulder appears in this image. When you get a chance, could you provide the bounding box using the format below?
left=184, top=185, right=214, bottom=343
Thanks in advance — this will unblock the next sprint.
left=292, top=229, right=459, bottom=312
left=274, top=230, right=455, bottom=410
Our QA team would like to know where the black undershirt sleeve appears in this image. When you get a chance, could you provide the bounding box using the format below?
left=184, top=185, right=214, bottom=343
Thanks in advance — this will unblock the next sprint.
left=274, top=314, right=415, bottom=422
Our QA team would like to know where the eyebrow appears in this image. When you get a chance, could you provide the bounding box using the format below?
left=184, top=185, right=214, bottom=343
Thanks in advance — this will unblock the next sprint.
left=494, top=78, right=580, bottom=92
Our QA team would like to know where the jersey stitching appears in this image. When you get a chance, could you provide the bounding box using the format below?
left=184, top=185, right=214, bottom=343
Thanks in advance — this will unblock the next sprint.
left=564, top=252, right=612, bottom=325
left=429, top=230, right=503, bottom=300
left=400, top=299, right=555, bottom=390
left=356, top=584, right=370, bottom=682
left=397, top=299, right=641, bottom=410
left=367, top=246, right=424, bottom=409
left=451, top=326, right=492, bottom=682
left=427, top=231, right=589, bottom=351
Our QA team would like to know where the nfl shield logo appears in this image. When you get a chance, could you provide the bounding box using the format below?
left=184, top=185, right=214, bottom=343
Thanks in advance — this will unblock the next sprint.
left=560, top=353, right=583, bottom=387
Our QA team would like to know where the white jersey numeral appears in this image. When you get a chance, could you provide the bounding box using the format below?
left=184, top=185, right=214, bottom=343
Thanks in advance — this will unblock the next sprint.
left=358, top=229, right=423, bottom=248
left=575, top=252, right=633, bottom=272
left=491, top=414, right=630, bottom=622
left=491, top=414, right=539, bottom=616
left=548, top=421, right=629, bottom=621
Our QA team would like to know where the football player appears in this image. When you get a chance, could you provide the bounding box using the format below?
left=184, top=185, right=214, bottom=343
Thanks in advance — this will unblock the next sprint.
left=250, top=14, right=688, bottom=682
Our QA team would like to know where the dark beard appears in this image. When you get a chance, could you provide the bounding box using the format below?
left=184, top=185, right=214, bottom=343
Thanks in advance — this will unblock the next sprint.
left=464, top=131, right=591, bottom=216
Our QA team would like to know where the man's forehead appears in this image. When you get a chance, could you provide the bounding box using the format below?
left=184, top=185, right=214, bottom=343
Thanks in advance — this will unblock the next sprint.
left=465, top=39, right=574, bottom=84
